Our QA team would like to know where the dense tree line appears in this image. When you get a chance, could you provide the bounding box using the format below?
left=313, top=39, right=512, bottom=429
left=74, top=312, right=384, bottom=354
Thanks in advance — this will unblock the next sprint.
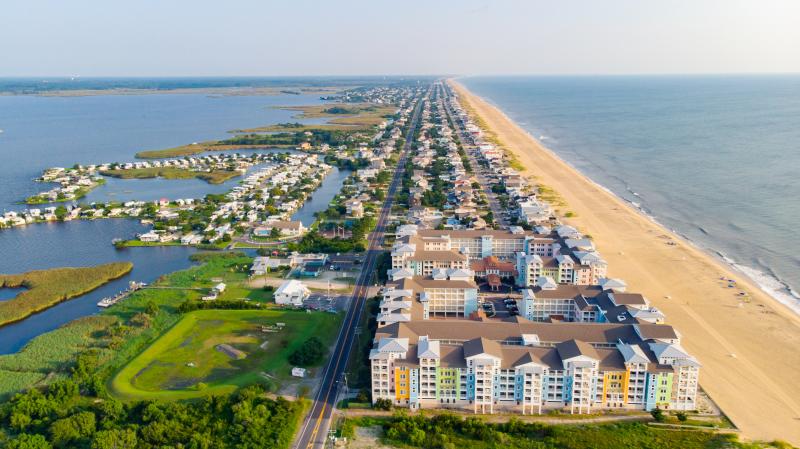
left=287, top=217, right=375, bottom=254
left=0, top=381, right=302, bottom=449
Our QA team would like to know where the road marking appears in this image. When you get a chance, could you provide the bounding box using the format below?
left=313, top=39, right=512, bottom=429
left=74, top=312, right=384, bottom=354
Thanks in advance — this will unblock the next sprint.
left=297, top=93, right=426, bottom=449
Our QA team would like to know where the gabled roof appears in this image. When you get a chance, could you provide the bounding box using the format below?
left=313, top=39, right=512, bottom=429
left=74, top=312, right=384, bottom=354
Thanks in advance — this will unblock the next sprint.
left=636, top=323, right=679, bottom=341
left=556, top=339, right=598, bottom=361
left=377, top=337, right=409, bottom=353
left=618, top=343, right=651, bottom=364
left=417, top=338, right=441, bottom=358
left=609, top=292, right=648, bottom=307
left=463, top=337, right=502, bottom=359
left=649, top=342, right=691, bottom=360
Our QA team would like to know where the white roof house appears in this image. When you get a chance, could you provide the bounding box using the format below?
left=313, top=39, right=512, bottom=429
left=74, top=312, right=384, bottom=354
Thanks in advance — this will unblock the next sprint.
left=274, top=280, right=311, bottom=306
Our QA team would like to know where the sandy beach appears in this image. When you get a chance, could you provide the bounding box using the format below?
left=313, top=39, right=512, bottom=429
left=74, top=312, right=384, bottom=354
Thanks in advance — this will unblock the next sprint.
left=451, top=80, right=800, bottom=444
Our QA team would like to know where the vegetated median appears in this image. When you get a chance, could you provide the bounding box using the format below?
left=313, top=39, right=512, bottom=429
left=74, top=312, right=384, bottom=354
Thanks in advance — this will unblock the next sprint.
left=100, top=167, right=241, bottom=184
left=0, top=262, right=133, bottom=327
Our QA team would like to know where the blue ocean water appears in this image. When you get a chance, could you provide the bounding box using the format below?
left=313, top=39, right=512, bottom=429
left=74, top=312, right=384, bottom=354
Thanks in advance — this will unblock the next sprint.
left=461, top=75, right=800, bottom=312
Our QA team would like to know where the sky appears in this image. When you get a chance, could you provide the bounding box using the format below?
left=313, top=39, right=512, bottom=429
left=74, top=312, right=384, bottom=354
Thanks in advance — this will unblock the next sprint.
left=1, top=0, right=799, bottom=77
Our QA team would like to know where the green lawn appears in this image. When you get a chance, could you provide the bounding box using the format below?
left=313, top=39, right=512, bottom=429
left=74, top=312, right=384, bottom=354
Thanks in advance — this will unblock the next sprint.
left=111, top=309, right=341, bottom=400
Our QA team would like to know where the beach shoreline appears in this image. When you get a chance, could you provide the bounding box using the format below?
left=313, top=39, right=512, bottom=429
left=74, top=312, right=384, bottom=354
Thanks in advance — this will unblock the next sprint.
left=450, top=79, right=800, bottom=444
left=455, top=79, right=800, bottom=317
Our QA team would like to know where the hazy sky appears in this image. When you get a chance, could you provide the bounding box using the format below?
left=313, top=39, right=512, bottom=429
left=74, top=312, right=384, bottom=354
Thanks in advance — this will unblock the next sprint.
left=2, top=0, right=799, bottom=76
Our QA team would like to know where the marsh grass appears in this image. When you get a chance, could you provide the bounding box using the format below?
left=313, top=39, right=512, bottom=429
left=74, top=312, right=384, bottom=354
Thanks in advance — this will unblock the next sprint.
left=0, top=262, right=133, bottom=326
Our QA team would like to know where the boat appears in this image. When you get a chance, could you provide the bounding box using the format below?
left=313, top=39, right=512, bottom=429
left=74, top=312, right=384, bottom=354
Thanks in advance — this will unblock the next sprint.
left=97, top=281, right=147, bottom=308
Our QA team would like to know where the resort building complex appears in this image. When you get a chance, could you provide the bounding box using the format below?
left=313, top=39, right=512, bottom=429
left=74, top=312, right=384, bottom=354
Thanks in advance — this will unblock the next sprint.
left=369, top=82, right=700, bottom=416
left=370, top=320, right=699, bottom=414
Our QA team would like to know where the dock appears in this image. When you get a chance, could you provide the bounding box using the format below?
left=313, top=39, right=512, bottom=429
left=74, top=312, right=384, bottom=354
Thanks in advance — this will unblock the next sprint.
left=97, top=281, right=146, bottom=308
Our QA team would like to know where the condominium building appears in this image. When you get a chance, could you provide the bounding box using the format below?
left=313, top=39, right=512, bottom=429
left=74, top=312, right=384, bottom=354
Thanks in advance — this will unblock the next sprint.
left=520, top=281, right=665, bottom=324
left=369, top=319, right=699, bottom=414
left=391, top=235, right=469, bottom=276
left=378, top=269, right=479, bottom=325
left=394, top=228, right=558, bottom=262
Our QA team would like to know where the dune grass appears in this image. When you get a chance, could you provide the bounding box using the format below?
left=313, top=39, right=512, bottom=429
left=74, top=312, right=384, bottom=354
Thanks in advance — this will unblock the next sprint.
left=110, top=309, right=341, bottom=401
left=0, top=262, right=133, bottom=326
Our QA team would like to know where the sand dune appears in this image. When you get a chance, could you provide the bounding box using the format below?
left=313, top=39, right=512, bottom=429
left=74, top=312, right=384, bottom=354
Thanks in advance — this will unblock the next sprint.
left=450, top=79, right=800, bottom=444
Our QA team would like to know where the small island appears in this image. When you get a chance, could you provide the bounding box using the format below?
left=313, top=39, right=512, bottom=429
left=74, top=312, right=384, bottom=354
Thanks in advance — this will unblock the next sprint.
left=100, top=166, right=241, bottom=184
left=0, top=262, right=133, bottom=326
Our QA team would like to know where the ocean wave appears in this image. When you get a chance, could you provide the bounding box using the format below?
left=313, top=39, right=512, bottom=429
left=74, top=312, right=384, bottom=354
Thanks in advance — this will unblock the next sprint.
left=729, top=261, right=800, bottom=314
left=481, top=95, right=800, bottom=317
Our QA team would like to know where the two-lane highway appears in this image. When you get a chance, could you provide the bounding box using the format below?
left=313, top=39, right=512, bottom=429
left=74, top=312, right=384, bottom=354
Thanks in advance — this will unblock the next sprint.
left=293, top=89, right=428, bottom=449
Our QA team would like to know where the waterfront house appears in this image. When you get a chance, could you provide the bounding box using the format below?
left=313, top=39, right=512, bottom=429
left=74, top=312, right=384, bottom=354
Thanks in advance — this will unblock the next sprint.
left=139, top=231, right=160, bottom=242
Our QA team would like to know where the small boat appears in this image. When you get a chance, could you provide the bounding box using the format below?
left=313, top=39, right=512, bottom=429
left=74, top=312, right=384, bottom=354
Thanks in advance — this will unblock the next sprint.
left=97, top=281, right=146, bottom=308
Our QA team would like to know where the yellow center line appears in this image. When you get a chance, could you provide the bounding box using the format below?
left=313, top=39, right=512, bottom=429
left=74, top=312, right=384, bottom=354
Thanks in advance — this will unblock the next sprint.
left=301, top=95, right=423, bottom=449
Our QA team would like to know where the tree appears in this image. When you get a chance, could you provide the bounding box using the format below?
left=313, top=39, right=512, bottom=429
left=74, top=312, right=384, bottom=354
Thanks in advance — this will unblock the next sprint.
left=409, top=428, right=426, bottom=446
left=650, top=408, right=666, bottom=422
left=144, top=301, right=159, bottom=316
left=373, top=398, right=392, bottom=411
left=91, top=429, right=137, bottom=449
left=49, top=411, right=96, bottom=446
left=54, top=206, right=67, bottom=221
left=270, top=226, right=282, bottom=239
left=676, top=411, right=688, bottom=422
left=288, top=337, right=325, bottom=366
left=7, top=433, right=52, bottom=449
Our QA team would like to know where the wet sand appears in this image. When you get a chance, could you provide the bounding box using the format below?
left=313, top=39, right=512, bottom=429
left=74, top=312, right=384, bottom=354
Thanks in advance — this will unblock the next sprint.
left=450, top=79, right=800, bottom=444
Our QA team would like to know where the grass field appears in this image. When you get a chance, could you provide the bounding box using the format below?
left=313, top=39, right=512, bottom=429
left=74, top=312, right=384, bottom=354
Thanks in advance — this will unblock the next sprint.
left=110, top=309, right=341, bottom=400
left=100, top=167, right=241, bottom=184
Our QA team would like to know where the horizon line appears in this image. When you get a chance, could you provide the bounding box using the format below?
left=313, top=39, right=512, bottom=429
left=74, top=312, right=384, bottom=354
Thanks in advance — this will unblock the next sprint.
left=1, top=71, right=799, bottom=79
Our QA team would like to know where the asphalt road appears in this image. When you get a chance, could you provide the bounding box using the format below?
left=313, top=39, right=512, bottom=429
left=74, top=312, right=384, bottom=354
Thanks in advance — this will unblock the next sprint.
left=292, top=89, right=427, bottom=449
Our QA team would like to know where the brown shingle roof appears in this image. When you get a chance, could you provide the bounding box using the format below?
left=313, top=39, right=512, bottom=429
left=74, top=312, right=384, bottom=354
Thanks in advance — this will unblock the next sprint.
left=377, top=320, right=649, bottom=347
left=463, top=337, right=503, bottom=359
left=556, top=339, right=598, bottom=360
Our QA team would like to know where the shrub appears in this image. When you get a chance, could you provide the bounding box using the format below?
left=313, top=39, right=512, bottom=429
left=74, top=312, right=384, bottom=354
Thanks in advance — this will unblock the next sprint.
left=651, top=408, right=666, bottom=422
left=373, top=398, right=392, bottom=411
left=288, top=337, right=325, bottom=367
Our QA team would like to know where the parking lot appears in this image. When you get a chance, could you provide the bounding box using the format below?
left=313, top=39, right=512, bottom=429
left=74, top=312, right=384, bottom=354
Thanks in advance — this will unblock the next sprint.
left=303, top=293, right=350, bottom=313
left=480, top=294, right=522, bottom=318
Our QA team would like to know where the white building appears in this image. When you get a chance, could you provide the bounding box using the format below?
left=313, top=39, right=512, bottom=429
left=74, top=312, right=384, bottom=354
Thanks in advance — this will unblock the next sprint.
left=274, top=280, right=311, bottom=306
